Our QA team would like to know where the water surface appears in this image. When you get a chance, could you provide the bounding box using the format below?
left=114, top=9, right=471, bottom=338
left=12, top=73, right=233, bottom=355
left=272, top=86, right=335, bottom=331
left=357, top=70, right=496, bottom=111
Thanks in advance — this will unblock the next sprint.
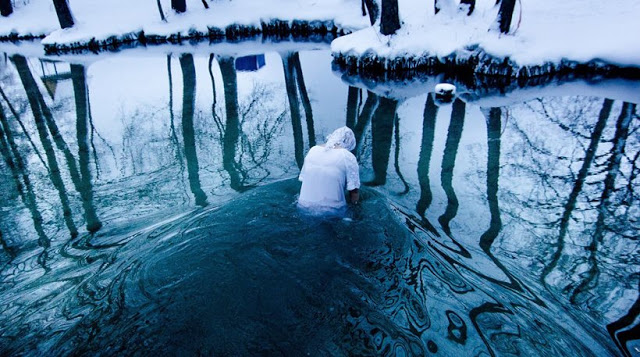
left=0, top=42, right=638, bottom=356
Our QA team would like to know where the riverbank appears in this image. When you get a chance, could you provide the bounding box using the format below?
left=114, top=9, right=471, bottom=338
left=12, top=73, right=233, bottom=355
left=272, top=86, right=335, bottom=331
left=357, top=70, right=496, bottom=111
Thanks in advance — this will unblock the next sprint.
left=331, top=0, right=640, bottom=78
left=0, top=0, right=368, bottom=53
left=1, top=0, right=639, bottom=79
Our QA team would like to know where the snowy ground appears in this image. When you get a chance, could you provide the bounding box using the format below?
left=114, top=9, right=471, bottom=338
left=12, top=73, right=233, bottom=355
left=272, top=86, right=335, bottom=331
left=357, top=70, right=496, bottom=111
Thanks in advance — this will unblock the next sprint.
left=332, top=0, right=640, bottom=70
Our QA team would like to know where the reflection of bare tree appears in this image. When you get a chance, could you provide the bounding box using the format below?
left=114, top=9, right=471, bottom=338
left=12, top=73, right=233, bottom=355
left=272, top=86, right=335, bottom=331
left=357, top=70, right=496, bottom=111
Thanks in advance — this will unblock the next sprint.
left=215, top=56, right=286, bottom=191
left=179, top=54, right=208, bottom=207
left=569, top=102, right=636, bottom=303
left=540, top=99, right=613, bottom=285
left=353, top=90, right=378, bottom=156
left=71, top=64, right=102, bottom=232
left=438, top=99, right=466, bottom=236
left=12, top=54, right=77, bottom=240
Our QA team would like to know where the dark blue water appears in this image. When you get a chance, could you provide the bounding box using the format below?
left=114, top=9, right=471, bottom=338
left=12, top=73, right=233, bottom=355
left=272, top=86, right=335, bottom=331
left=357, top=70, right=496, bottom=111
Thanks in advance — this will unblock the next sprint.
left=0, top=45, right=638, bottom=356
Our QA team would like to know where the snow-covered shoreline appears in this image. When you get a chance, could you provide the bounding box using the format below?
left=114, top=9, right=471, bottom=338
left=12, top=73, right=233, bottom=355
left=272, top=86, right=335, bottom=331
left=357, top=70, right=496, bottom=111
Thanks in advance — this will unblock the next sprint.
left=1, top=0, right=639, bottom=79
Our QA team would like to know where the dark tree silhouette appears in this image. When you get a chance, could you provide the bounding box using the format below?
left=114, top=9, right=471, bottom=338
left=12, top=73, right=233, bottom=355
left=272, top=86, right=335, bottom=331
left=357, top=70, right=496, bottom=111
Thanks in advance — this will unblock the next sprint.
left=496, top=0, right=516, bottom=34
left=380, top=0, right=400, bottom=35
left=179, top=54, right=208, bottom=206
left=438, top=99, right=466, bottom=236
left=172, top=0, right=186, bottom=13
left=52, top=0, right=74, bottom=29
left=71, top=64, right=103, bottom=233
left=0, top=0, right=13, bottom=17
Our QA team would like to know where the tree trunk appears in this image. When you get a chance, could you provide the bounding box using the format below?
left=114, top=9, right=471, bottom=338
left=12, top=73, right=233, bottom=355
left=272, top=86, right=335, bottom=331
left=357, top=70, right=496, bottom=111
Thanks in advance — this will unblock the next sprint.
left=353, top=91, right=378, bottom=155
left=179, top=54, right=207, bottom=206
left=52, top=0, right=74, bottom=29
left=362, top=0, right=379, bottom=25
left=380, top=0, right=400, bottom=35
left=172, top=0, right=186, bottom=13
left=156, top=0, right=167, bottom=22
left=71, top=64, right=103, bottom=232
left=0, top=0, right=13, bottom=17
left=496, top=0, right=516, bottom=34
left=460, top=0, right=475, bottom=15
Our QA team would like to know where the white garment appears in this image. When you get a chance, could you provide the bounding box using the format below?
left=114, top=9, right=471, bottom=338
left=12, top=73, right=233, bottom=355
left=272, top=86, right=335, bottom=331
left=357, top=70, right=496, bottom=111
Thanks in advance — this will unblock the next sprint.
left=298, top=145, right=360, bottom=212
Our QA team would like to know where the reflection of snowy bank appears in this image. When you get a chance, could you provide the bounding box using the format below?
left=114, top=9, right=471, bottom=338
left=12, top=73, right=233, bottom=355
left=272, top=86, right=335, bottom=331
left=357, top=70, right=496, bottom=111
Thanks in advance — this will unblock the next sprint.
left=332, top=0, right=640, bottom=77
left=334, top=66, right=640, bottom=105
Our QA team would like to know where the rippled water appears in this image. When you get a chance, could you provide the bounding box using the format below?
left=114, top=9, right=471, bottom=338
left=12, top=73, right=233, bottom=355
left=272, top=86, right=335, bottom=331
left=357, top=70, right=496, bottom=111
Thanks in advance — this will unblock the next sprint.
left=0, top=43, right=638, bottom=356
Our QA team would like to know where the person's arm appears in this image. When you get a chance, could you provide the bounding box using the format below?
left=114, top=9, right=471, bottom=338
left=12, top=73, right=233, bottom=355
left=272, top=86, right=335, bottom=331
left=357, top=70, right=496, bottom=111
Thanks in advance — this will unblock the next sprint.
left=349, top=189, right=359, bottom=205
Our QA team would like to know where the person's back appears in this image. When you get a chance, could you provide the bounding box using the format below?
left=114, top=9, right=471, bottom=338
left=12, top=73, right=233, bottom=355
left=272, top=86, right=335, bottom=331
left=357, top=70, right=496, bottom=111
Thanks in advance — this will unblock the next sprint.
left=298, top=127, right=360, bottom=215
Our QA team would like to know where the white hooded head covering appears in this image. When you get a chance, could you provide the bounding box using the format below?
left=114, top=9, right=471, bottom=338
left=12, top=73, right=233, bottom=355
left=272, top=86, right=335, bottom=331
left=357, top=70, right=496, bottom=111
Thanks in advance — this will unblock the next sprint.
left=325, top=126, right=356, bottom=151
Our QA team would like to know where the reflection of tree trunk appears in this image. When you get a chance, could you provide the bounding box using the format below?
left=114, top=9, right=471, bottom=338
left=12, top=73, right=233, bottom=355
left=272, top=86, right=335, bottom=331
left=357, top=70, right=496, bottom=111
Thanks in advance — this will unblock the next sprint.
left=571, top=102, right=635, bottom=303
left=438, top=99, right=466, bottom=236
left=168, top=55, right=183, bottom=165
left=368, top=97, right=396, bottom=186
left=71, top=64, right=102, bottom=233
left=179, top=54, right=208, bottom=207
left=393, top=115, right=409, bottom=194
left=607, top=281, right=640, bottom=357
left=12, top=55, right=78, bottom=239
left=291, top=53, right=315, bottom=147
left=469, top=302, right=513, bottom=357
left=353, top=90, right=378, bottom=155
left=219, top=56, right=247, bottom=192
left=346, top=86, right=359, bottom=129
left=541, top=99, right=613, bottom=284
left=417, top=94, right=438, bottom=219
left=479, top=108, right=502, bottom=253
left=282, top=53, right=305, bottom=169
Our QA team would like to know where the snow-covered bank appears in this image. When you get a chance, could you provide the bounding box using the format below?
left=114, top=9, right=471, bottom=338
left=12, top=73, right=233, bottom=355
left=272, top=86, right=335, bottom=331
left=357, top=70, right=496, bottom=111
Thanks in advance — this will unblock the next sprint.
left=0, top=0, right=368, bottom=53
left=332, top=0, right=640, bottom=77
